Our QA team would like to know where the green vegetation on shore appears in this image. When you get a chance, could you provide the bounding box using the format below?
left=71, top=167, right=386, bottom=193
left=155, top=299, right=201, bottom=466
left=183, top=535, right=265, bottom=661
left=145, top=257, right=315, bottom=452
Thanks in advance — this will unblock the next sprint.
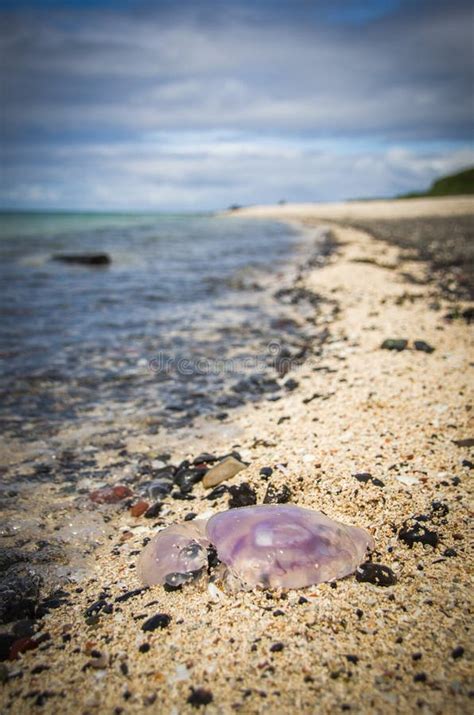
left=399, top=166, right=474, bottom=198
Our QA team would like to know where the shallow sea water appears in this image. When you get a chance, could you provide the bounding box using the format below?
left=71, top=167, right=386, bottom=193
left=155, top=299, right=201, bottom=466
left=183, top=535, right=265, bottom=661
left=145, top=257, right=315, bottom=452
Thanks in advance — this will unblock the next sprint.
left=0, top=211, right=321, bottom=443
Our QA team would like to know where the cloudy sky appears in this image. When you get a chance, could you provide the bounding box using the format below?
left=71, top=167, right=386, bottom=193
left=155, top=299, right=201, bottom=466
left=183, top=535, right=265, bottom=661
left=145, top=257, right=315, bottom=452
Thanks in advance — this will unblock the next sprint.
left=1, top=0, right=473, bottom=211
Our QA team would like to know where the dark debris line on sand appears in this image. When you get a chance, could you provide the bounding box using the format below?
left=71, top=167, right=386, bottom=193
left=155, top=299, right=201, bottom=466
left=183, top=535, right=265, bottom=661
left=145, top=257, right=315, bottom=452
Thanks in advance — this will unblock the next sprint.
left=346, top=214, right=474, bottom=300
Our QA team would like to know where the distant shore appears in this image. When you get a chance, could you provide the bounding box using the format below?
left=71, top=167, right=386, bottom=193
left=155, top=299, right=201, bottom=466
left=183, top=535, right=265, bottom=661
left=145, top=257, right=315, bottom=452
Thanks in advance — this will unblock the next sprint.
left=1, top=196, right=472, bottom=715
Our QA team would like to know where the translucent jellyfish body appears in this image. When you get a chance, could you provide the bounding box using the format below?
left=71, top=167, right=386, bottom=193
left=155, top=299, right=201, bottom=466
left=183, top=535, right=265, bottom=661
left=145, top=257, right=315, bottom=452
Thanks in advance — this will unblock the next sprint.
left=137, top=504, right=374, bottom=590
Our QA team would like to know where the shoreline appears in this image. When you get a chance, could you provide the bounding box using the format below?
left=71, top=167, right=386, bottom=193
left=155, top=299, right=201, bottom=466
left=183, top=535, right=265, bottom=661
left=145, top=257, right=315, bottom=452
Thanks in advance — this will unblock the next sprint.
left=1, top=197, right=473, bottom=714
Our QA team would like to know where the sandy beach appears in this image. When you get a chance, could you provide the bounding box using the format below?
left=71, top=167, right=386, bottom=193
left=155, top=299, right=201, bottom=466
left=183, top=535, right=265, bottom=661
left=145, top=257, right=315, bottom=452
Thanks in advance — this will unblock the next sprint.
left=1, top=196, right=473, bottom=714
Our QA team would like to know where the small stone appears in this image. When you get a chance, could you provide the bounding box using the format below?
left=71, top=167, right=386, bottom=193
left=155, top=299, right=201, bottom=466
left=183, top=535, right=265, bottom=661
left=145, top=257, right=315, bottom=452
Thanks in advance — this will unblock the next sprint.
left=356, top=562, right=396, bottom=587
left=139, top=643, right=150, bottom=653
left=263, top=484, right=292, bottom=504
left=346, top=655, right=359, bottom=664
left=0, top=634, right=15, bottom=662
left=184, top=513, right=197, bottom=521
left=381, top=339, right=408, bottom=351
left=353, top=473, right=372, bottom=483
left=396, top=474, right=419, bottom=486
left=399, top=521, right=439, bottom=548
left=443, top=548, right=457, bottom=558
left=431, top=501, right=449, bottom=517
left=284, top=378, right=299, bottom=391
left=205, top=485, right=228, bottom=500
left=115, top=588, right=148, bottom=603
left=371, top=477, right=385, bottom=487
left=203, top=456, right=247, bottom=488
left=413, top=673, right=427, bottom=683
left=130, top=501, right=149, bottom=518
left=193, top=453, right=218, bottom=465
left=187, top=687, right=213, bottom=708
left=451, top=646, right=464, bottom=659
left=270, top=642, right=284, bottom=652
left=453, top=438, right=474, bottom=448
left=8, top=634, right=46, bottom=660
left=228, top=483, right=257, bottom=508
left=12, top=619, right=36, bottom=638
left=144, top=502, right=162, bottom=519
left=259, top=467, right=273, bottom=479
left=414, top=340, right=435, bottom=353
left=148, top=478, right=173, bottom=500
left=89, top=485, right=133, bottom=504
left=174, top=467, right=206, bottom=493
left=141, top=614, right=171, bottom=632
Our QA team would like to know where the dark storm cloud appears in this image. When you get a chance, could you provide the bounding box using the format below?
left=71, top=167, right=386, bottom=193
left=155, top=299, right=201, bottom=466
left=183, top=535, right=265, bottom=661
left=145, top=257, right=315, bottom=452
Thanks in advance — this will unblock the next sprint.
left=1, top=0, right=473, bottom=209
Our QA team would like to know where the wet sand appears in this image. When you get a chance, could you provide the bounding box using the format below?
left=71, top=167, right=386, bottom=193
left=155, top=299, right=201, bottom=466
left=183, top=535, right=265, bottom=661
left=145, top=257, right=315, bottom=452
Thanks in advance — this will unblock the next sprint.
left=1, top=197, right=473, bottom=714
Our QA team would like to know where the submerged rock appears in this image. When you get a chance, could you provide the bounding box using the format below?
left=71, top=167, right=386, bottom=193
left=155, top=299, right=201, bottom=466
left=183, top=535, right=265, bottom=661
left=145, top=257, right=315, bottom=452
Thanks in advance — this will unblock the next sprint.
left=138, top=504, right=373, bottom=590
left=52, top=253, right=111, bottom=266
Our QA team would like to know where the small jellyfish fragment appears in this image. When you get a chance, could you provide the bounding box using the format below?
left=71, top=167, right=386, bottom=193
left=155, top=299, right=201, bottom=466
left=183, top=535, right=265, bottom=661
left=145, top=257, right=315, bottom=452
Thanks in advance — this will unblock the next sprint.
left=138, top=520, right=209, bottom=587
left=138, top=504, right=374, bottom=590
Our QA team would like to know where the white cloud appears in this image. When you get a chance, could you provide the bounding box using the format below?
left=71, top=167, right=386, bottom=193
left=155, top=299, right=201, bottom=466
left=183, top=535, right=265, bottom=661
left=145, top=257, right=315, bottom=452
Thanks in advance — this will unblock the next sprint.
left=0, top=1, right=472, bottom=209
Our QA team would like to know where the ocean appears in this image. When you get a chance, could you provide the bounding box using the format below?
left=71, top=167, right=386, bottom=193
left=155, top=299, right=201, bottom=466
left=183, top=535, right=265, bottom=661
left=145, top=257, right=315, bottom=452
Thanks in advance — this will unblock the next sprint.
left=0, top=211, right=324, bottom=444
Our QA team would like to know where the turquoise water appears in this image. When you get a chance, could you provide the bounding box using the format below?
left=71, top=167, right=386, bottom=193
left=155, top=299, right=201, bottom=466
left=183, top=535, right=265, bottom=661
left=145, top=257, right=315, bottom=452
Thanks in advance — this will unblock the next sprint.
left=0, top=211, right=304, bottom=437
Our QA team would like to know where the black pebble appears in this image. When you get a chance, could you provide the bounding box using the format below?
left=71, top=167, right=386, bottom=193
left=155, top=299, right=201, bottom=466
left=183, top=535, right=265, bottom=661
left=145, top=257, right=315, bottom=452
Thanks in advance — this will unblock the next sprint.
left=139, top=643, right=150, bottom=653
left=414, top=340, right=435, bottom=354
left=171, top=491, right=196, bottom=501
left=273, top=609, right=285, bottom=617
left=141, top=613, right=171, bottom=632
left=381, top=339, right=408, bottom=351
left=144, top=502, right=162, bottom=519
left=193, top=453, right=218, bottom=465
left=206, top=545, right=220, bottom=571
left=270, top=642, right=284, bottom=652
left=84, top=599, right=108, bottom=617
left=206, top=485, right=228, bottom=500
left=259, top=467, right=273, bottom=479
left=12, top=619, right=35, bottom=638
left=451, top=646, right=464, bottom=659
left=346, top=654, right=359, bottom=664
left=399, top=521, right=439, bottom=548
left=462, top=459, right=473, bottom=469
left=413, top=673, right=427, bottom=683
left=115, top=588, right=148, bottom=603
left=0, top=634, right=15, bottom=662
left=174, top=467, right=206, bottom=493
left=431, top=501, right=449, bottom=517
left=184, top=513, right=197, bottom=521
left=443, top=548, right=457, bottom=558
left=228, top=483, right=257, bottom=508
left=356, top=562, right=396, bottom=587
left=284, top=378, right=299, bottom=391
left=298, top=596, right=308, bottom=605
left=187, top=687, right=213, bottom=708
left=353, top=473, right=372, bottom=483
left=263, top=484, right=292, bottom=504
left=353, top=472, right=384, bottom=487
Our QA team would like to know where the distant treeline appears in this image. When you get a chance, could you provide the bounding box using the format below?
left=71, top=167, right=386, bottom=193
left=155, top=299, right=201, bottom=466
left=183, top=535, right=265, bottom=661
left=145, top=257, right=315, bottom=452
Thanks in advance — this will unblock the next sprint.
left=399, top=166, right=474, bottom=198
